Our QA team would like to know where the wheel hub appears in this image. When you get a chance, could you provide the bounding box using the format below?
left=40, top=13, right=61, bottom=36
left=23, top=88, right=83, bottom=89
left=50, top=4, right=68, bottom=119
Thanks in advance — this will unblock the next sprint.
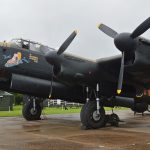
left=30, top=108, right=37, bottom=115
left=92, top=111, right=101, bottom=121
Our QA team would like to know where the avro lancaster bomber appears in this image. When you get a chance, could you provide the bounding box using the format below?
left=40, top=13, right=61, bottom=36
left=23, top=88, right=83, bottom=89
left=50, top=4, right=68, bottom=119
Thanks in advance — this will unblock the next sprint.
left=1, top=18, right=150, bottom=129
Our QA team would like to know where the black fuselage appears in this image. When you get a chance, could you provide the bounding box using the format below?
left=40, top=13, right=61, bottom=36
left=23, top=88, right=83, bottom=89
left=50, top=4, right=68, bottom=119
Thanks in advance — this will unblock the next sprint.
left=1, top=37, right=150, bottom=103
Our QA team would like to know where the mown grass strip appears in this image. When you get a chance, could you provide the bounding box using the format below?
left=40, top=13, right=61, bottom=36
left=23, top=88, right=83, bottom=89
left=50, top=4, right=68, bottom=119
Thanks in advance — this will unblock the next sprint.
left=0, top=105, right=128, bottom=117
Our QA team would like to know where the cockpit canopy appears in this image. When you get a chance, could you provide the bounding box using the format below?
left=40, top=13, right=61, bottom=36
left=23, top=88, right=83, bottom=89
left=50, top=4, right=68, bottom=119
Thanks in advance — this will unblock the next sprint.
left=11, top=38, right=42, bottom=51
left=10, top=38, right=54, bottom=53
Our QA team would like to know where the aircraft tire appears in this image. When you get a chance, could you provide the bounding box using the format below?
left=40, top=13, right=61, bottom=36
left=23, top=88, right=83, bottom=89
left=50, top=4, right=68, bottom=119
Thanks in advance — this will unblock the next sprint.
left=147, top=105, right=150, bottom=112
left=80, top=101, right=105, bottom=129
left=80, top=103, right=91, bottom=129
left=22, top=100, right=42, bottom=121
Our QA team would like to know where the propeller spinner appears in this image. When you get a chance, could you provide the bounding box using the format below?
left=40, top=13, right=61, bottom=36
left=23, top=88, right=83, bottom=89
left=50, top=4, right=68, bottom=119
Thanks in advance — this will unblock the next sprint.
left=98, top=17, right=150, bottom=94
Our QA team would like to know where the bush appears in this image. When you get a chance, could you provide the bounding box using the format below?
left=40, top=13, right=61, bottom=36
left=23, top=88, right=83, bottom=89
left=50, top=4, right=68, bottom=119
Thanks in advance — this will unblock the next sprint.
left=14, top=93, right=23, bottom=105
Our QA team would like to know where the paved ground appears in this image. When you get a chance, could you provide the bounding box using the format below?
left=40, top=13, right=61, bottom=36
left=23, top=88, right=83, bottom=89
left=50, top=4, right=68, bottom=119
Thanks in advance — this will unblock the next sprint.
left=0, top=110, right=150, bottom=150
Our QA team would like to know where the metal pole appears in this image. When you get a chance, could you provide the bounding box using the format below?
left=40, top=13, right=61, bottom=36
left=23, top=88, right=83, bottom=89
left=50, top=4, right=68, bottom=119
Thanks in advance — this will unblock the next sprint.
left=96, top=83, right=100, bottom=114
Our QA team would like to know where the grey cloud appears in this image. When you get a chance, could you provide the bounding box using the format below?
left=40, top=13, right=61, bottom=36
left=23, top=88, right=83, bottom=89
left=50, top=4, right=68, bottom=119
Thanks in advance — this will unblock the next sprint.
left=0, top=0, right=149, bottom=59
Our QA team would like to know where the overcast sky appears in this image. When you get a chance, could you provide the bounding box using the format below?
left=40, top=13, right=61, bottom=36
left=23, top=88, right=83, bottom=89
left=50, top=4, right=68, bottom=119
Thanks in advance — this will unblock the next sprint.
left=0, top=0, right=149, bottom=59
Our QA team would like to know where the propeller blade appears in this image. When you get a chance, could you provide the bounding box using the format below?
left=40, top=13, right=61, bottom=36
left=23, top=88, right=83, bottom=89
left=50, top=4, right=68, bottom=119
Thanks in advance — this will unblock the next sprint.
left=49, top=66, right=54, bottom=98
left=117, top=52, right=125, bottom=94
left=97, top=23, right=118, bottom=38
left=57, top=30, right=77, bottom=55
left=131, top=17, right=150, bottom=38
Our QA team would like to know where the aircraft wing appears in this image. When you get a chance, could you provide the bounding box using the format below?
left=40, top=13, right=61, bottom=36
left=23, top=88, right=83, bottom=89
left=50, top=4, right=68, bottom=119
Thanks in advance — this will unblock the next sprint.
left=96, top=55, right=121, bottom=83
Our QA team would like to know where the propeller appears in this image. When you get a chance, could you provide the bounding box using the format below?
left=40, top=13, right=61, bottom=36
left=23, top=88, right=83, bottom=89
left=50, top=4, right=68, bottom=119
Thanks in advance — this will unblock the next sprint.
left=97, top=17, right=150, bottom=94
left=97, top=24, right=118, bottom=38
left=131, top=17, right=150, bottom=38
left=40, top=30, right=78, bottom=97
left=117, top=52, right=124, bottom=94
left=40, top=30, right=78, bottom=66
left=49, top=66, right=54, bottom=98
left=57, top=30, right=77, bottom=55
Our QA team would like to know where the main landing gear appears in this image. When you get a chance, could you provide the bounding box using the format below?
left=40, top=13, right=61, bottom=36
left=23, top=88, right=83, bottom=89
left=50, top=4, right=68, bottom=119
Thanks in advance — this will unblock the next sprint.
left=80, top=84, right=120, bottom=129
left=80, top=100, right=106, bottom=129
left=22, top=95, right=43, bottom=121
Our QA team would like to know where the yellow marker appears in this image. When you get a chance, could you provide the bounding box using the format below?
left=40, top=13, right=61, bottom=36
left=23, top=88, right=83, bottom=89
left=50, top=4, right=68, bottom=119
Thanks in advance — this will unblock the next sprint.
left=17, top=52, right=22, bottom=60
left=49, top=95, right=51, bottom=98
left=97, top=23, right=102, bottom=29
left=117, top=89, right=121, bottom=95
left=74, top=30, right=79, bottom=34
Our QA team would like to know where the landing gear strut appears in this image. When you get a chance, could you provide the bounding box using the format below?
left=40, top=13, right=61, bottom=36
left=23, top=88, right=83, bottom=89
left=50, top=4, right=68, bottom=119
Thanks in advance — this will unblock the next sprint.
left=22, top=95, right=42, bottom=121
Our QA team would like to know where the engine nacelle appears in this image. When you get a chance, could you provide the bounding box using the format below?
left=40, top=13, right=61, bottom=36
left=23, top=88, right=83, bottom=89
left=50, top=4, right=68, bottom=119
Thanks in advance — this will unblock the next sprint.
left=104, top=96, right=148, bottom=113
left=115, top=96, right=148, bottom=112
left=10, top=74, right=84, bottom=101
left=131, top=102, right=148, bottom=113
left=10, top=74, right=52, bottom=97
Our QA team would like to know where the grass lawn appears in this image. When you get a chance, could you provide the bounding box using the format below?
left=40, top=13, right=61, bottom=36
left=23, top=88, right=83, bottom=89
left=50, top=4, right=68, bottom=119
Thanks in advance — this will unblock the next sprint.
left=0, top=105, right=128, bottom=117
left=0, top=105, right=82, bottom=117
